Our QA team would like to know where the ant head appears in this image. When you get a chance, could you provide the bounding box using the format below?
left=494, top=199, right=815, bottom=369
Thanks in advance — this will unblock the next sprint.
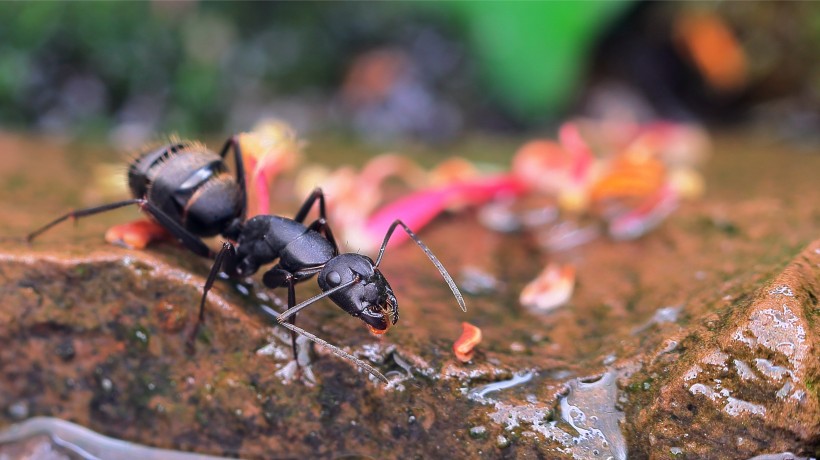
left=318, top=254, right=398, bottom=334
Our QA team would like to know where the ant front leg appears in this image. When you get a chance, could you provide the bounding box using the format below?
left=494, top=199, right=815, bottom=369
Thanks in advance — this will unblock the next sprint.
left=262, top=268, right=300, bottom=361
left=274, top=276, right=389, bottom=384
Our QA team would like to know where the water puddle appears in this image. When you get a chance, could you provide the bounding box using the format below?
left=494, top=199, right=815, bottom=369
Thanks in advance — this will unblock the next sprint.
left=468, top=371, right=535, bottom=402
left=0, top=417, right=231, bottom=459
left=467, top=369, right=628, bottom=460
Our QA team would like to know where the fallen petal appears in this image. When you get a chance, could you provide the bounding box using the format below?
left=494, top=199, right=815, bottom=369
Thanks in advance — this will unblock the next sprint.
left=520, top=264, right=576, bottom=312
left=558, top=122, right=596, bottom=183
left=239, top=119, right=303, bottom=217
left=454, top=322, right=482, bottom=362
left=511, top=139, right=572, bottom=195
left=104, top=219, right=171, bottom=250
left=363, top=175, right=526, bottom=250
left=608, top=185, right=679, bottom=241
left=430, top=157, right=481, bottom=185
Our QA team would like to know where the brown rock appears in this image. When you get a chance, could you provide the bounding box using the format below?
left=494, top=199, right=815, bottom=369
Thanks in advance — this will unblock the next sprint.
left=625, top=241, right=820, bottom=458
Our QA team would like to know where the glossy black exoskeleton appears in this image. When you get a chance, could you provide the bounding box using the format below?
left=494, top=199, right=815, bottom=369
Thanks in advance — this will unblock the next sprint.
left=200, top=192, right=466, bottom=384
left=27, top=138, right=465, bottom=384
left=27, top=137, right=247, bottom=259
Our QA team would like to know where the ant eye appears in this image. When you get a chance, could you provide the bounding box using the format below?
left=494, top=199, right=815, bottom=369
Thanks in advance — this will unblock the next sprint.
left=326, top=271, right=342, bottom=286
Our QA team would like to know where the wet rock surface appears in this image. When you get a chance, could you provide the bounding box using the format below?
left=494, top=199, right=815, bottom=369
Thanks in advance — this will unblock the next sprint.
left=1, top=132, right=819, bottom=459
left=625, top=242, right=820, bottom=458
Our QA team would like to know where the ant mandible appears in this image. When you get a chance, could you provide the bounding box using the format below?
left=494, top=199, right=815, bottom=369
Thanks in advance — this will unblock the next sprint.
left=27, top=136, right=466, bottom=384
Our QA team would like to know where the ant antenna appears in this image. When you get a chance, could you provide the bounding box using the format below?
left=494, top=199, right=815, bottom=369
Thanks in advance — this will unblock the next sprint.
left=375, top=219, right=466, bottom=313
left=277, top=276, right=390, bottom=384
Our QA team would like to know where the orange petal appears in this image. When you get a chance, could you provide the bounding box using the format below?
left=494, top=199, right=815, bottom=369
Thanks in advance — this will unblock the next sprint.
left=511, top=139, right=572, bottom=193
left=367, top=323, right=389, bottom=336
left=105, top=219, right=171, bottom=249
left=453, top=322, right=482, bottom=362
left=429, top=157, right=481, bottom=186
left=590, top=154, right=666, bottom=203
left=519, top=264, right=576, bottom=312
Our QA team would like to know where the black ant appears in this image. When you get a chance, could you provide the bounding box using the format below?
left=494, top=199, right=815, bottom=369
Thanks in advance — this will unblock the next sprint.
left=27, top=136, right=466, bottom=383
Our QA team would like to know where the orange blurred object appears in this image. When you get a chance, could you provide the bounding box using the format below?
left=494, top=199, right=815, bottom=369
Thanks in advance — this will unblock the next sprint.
left=105, top=219, right=172, bottom=249
left=519, top=264, right=576, bottom=312
left=453, top=322, right=482, bottom=362
left=511, top=139, right=573, bottom=195
left=429, top=157, right=481, bottom=186
left=590, top=153, right=666, bottom=204
left=675, top=10, right=748, bottom=92
left=367, top=324, right=389, bottom=336
left=341, top=49, right=409, bottom=107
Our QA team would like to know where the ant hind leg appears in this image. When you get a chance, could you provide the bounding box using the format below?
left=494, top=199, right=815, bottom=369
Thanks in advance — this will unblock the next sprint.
left=27, top=199, right=145, bottom=243
left=186, top=241, right=236, bottom=354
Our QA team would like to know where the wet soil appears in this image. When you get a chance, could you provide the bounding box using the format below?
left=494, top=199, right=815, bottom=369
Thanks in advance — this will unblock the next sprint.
left=0, top=130, right=818, bottom=459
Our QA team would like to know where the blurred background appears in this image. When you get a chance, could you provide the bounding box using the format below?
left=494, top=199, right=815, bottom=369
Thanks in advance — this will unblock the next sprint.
left=0, top=1, right=817, bottom=147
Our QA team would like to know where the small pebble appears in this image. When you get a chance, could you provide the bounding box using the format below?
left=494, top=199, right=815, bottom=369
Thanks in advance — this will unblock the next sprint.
left=55, top=341, right=76, bottom=362
left=8, top=401, right=29, bottom=420
left=496, top=435, right=510, bottom=448
left=469, top=426, right=487, bottom=439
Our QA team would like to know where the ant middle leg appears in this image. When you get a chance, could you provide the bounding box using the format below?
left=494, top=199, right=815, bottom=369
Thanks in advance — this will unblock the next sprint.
left=293, top=188, right=328, bottom=224
left=218, top=135, right=248, bottom=221
left=305, top=218, right=339, bottom=256
left=296, top=189, right=339, bottom=254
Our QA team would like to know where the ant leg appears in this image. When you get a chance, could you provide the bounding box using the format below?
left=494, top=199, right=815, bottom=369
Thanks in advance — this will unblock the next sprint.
left=262, top=268, right=299, bottom=361
left=27, top=199, right=145, bottom=243
left=186, top=241, right=236, bottom=353
left=218, top=136, right=248, bottom=221
left=375, top=219, right=466, bottom=313
left=305, top=218, right=339, bottom=256
left=296, top=189, right=339, bottom=254
left=28, top=198, right=215, bottom=259
left=293, top=188, right=328, bottom=224
left=277, top=320, right=388, bottom=384
left=275, top=276, right=389, bottom=384
left=138, top=201, right=214, bottom=258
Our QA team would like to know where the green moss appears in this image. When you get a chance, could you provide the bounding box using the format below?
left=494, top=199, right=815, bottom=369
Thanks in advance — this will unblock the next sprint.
left=806, top=378, right=820, bottom=402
